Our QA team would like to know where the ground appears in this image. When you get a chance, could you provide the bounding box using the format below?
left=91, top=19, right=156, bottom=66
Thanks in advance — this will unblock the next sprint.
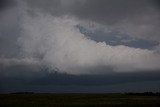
left=0, top=93, right=160, bottom=107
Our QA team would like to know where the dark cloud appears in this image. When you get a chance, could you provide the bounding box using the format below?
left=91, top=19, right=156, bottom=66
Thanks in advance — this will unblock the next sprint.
left=25, top=0, right=159, bottom=25
left=153, top=0, right=160, bottom=8
left=0, top=1, right=21, bottom=58
left=78, top=26, right=159, bottom=49
left=0, top=0, right=16, bottom=11
left=23, top=0, right=160, bottom=41
left=25, top=0, right=62, bottom=16
left=69, top=0, right=153, bottom=24
left=1, top=71, right=160, bottom=92
left=0, top=0, right=160, bottom=73
left=0, top=0, right=160, bottom=93
left=67, top=0, right=160, bottom=41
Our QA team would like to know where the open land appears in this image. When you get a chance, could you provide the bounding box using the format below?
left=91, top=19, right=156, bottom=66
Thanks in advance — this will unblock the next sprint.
left=0, top=93, right=160, bottom=107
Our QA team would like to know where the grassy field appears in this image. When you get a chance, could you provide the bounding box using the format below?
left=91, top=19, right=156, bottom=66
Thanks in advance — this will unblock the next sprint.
left=0, top=93, right=160, bottom=107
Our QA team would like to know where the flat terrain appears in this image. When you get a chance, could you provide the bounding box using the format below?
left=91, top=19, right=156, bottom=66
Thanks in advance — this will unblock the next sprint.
left=0, top=93, right=160, bottom=107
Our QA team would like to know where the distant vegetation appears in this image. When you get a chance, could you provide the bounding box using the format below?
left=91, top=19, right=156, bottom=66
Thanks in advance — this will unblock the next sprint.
left=10, top=92, right=35, bottom=94
left=125, top=92, right=160, bottom=96
left=10, top=91, right=160, bottom=96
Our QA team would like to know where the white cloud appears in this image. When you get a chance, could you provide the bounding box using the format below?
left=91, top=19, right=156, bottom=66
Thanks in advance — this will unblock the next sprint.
left=0, top=1, right=160, bottom=74
left=0, top=57, right=40, bottom=67
left=16, top=6, right=160, bottom=74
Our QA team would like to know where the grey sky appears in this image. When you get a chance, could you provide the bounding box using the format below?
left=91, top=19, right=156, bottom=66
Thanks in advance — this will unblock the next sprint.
left=0, top=0, right=160, bottom=92
left=23, top=0, right=160, bottom=41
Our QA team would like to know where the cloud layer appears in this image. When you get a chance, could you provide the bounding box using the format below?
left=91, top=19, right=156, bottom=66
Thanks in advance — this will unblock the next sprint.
left=0, top=0, right=160, bottom=74
left=24, top=0, right=160, bottom=41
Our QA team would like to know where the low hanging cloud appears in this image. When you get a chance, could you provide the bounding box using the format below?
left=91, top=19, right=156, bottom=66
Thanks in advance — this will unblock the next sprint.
left=0, top=0, right=160, bottom=74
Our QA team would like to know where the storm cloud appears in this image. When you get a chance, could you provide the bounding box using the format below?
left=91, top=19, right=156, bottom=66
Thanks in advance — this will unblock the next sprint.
left=0, top=0, right=160, bottom=75
left=24, top=0, right=160, bottom=41
left=0, top=0, right=160, bottom=93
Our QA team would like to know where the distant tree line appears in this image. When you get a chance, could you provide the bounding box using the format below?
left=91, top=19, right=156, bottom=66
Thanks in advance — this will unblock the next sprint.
left=9, top=91, right=160, bottom=96
left=10, top=92, right=34, bottom=94
left=125, top=92, right=160, bottom=96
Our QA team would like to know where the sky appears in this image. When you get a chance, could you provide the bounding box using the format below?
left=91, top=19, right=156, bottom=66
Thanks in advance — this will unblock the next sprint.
left=0, top=0, right=160, bottom=93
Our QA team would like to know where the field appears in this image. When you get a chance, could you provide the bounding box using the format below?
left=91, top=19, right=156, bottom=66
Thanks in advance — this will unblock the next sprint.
left=0, top=93, right=160, bottom=107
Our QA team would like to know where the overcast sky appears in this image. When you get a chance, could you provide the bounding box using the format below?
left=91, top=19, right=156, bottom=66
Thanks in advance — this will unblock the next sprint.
left=0, top=0, right=160, bottom=92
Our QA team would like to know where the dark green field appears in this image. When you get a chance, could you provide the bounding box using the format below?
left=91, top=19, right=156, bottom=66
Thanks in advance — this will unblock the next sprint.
left=0, top=93, right=160, bottom=107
